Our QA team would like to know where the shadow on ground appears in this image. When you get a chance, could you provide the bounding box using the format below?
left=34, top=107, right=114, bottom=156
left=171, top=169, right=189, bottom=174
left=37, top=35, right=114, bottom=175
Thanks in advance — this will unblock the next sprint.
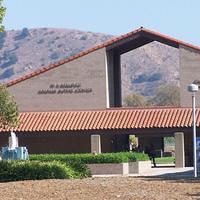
left=137, top=170, right=200, bottom=198
left=141, top=169, right=200, bottom=182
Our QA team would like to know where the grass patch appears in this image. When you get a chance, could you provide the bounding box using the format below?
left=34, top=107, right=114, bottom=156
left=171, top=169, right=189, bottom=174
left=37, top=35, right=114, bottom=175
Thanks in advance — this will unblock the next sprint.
left=155, top=157, right=175, bottom=164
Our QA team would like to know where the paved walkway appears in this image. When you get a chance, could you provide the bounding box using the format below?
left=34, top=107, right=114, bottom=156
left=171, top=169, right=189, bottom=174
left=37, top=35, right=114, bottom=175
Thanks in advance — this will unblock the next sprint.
left=93, top=164, right=195, bottom=179
left=137, top=165, right=194, bottom=178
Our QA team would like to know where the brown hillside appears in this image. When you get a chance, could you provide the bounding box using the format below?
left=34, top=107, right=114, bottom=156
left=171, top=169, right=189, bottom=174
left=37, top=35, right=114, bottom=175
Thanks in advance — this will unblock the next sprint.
left=0, top=28, right=179, bottom=98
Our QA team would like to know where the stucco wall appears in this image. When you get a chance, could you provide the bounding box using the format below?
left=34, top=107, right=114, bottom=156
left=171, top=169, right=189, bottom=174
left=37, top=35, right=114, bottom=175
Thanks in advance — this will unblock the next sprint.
left=18, top=133, right=91, bottom=154
left=8, top=48, right=107, bottom=111
left=180, top=45, right=200, bottom=107
left=0, top=133, right=129, bottom=154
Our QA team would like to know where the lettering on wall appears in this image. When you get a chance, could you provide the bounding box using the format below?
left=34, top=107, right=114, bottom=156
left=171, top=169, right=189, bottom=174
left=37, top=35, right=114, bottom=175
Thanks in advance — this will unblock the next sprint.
left=37, top=83, right=92, bottom=95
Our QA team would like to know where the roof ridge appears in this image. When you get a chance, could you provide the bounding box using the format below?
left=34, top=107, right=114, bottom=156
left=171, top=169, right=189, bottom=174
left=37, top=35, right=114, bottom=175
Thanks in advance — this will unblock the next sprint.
left=19, top=106, right=195, bottom=114
left=6, top=27, right=200, bottom=87
left=142, top=28, right=200, bottom=51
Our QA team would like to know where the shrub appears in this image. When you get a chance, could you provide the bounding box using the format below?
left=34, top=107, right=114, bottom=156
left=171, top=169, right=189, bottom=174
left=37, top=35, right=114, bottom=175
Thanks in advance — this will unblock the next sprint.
left=14, top=28, right=30, bottom=40
left=123, top=93, right=148, bottom=107
left=57, top=44, right=63, bottom=48
left=0, top=68, right=14, bottom=79
left=149, top=85, right=180, bottom=106
left=37, top=38, right=44, bottom=44
left=1, top=52, right=18, bottom=69
left=133, top=74, right=148, bottom=83
left=0, top=31, right=6, bottom=49
left=0, top=160, right=75, bottom=182
left=55, top=36, right=60, bottom=40
left=80, top=35, right=87, bottom=40
left=68, top=48, right=82, bottom=57
left=50, top=52, right=59, bottom=60
left=147, top=73, right=162, bottom=82
left=30, top=152, right=149, bottom=164
left=133, top=73, right=162, bottom=83
left=29, top=152, right=148, bottom=179
left=69, top=162, right=91, bottom=178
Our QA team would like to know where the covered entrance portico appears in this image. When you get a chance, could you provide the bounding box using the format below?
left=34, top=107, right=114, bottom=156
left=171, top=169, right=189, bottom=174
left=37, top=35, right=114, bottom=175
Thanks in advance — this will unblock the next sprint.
left=0, top=107, right=198, bottom=167
left=90, top=127, right=194, bottom=167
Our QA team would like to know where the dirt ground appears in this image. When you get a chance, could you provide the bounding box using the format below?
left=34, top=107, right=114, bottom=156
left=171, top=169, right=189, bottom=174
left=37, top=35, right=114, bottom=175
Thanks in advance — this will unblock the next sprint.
left=0, top=177, right=200, bottom=200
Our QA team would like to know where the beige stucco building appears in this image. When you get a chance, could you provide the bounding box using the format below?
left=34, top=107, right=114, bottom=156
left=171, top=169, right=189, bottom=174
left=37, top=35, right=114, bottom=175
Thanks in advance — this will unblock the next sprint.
left=7, top=27, right=200, bottom=112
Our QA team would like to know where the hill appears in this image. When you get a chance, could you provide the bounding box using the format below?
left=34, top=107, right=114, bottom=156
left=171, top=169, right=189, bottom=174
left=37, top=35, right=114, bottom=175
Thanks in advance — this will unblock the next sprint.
left=0, top=28, right=179, bottom=98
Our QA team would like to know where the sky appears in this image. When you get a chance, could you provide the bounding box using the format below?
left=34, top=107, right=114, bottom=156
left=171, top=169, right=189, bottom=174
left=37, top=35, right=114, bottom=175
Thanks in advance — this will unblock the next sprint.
left=3, top=0, right=200, bottom=46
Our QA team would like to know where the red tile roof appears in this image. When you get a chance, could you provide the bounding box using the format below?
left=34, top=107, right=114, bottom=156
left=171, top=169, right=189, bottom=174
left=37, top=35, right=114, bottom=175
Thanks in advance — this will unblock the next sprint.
left=1, top=107, right=199, bottom=133
left=6, top=27, right=200, bottom=87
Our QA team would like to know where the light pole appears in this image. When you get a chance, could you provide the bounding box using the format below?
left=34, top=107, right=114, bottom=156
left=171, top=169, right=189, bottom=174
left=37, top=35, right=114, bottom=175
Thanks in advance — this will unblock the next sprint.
left=188, top=83, right=198, bottom=178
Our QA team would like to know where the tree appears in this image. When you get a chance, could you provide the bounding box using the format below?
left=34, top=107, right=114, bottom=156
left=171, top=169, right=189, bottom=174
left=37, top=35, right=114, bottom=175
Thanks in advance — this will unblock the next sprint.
left=123, top=93, right=148, bottom=107
left=0, top=0, right=5, bottom=32
left=150, top=85, right=180, bottom=106
left=129, top=135, right=138, bottom=149
left=0, top=2, right=18, bottom=128
left=0, top=85, right=19, bottom=128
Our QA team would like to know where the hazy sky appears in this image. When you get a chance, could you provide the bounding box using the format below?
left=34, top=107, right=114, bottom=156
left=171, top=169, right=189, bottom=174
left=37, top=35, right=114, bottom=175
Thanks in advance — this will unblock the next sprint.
left=3, top=0, right=200, bottom=46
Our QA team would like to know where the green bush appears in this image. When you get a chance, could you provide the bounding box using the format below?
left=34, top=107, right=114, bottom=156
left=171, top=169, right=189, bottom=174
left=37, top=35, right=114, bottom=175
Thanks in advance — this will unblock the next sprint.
left=0, top=152, right=147, bottom=181
left=30, top=152, right=149, bottom=164
left=123, top=152, right=149, bottom=162
left=69, top=162, right=91, bottom=178
left=0, top=160, right=75, bottom=182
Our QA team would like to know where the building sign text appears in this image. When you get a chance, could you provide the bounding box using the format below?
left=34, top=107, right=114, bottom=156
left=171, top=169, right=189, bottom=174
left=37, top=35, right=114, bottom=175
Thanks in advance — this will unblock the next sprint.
left=37, top=83, right=92, bottom=95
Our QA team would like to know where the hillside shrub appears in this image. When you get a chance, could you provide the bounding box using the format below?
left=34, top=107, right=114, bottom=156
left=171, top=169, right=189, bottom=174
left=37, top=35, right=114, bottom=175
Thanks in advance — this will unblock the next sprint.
left=147, top=73, right=162, bottom=82
left=1, top=52, right=18, bottom=69
left=55, top=36, right=60, bottom=40
left=0, top=160, right=75, bottom=182
left=0, top=31, right=6, bottom=49
left=80, top=35, right=87, bottom=40
left=50, top=52, right=59, bottom=60
left=14, top=28, right=30, bottom=40
left=0, top=68, right=14, bottom=79
left=149, top=85, right=180, bottom=106
left=57, top=43, right=63, bottom=48
left=68, top=48, right=83, bottom=57
left=37, top=38, right=44, bottom=44
left=133, top=73, right=162, bottom=83
left=123, top=93, right=147, bottom=107
left=133, top=74, right=148, bottom=83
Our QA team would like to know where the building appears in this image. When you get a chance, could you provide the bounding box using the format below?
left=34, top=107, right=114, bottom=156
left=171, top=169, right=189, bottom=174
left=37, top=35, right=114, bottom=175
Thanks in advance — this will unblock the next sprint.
left=1, top=27, right=200, bottom=166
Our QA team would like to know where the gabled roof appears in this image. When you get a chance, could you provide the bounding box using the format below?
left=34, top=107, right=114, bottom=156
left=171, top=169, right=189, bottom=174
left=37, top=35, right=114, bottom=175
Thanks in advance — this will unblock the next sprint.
left=7, top=27, right=200, bottom=87
left=1, top=107, right=199, bottom=132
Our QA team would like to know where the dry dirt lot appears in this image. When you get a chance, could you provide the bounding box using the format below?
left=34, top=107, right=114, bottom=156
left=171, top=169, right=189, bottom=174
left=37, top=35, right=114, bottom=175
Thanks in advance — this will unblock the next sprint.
left=0, top=177, right=200, bottom=200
